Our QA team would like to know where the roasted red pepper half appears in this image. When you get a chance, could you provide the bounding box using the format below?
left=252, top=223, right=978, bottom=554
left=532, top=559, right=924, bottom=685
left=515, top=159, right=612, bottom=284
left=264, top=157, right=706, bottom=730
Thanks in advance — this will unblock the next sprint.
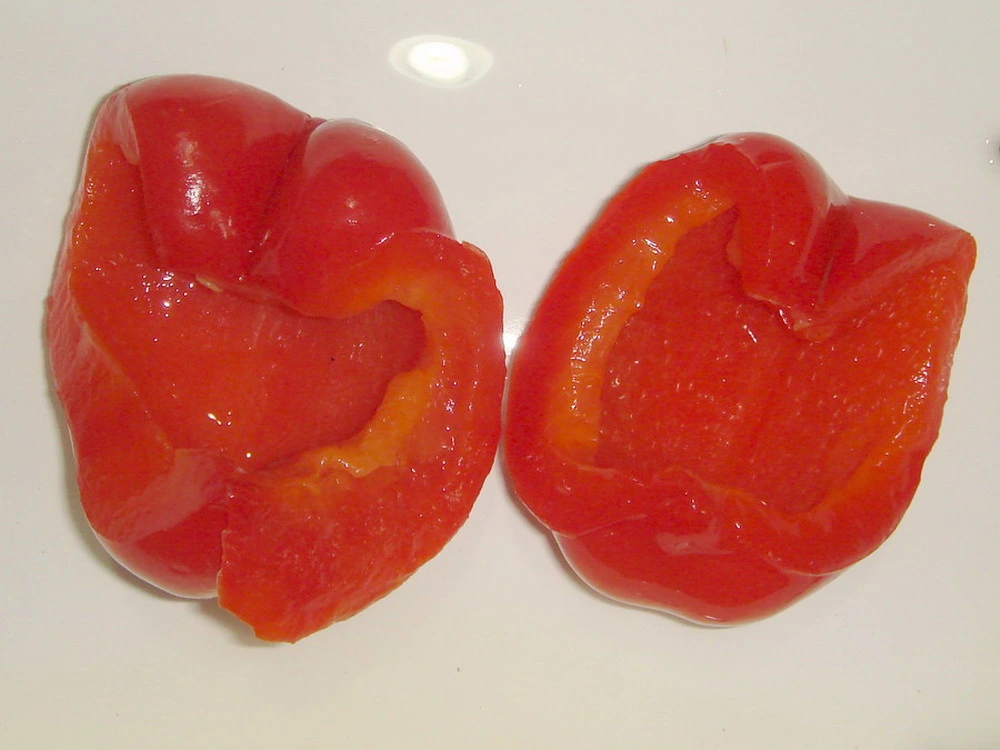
left=46, top=75, right=505, bottom=642
left=504, top=133, right=975, bottom=624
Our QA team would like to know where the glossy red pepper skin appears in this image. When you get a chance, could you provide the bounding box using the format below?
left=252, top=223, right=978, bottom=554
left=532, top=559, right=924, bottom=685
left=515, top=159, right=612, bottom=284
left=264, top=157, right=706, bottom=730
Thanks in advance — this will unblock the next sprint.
left=504, top=134, right=975, bottom=624
left=46, top=76, right=505, bottom=642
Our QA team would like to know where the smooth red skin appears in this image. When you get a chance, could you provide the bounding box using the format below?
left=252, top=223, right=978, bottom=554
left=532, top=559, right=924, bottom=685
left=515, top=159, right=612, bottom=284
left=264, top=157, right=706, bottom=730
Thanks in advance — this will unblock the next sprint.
left=504, top=134, right=974, bottom=624
left=47, top=76, right=505, bottom=641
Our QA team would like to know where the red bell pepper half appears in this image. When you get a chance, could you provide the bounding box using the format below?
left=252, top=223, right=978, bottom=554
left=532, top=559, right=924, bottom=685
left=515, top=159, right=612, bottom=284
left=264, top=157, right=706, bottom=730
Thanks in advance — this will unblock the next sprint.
left=46, top=75, right=505, bottom=642
left=504, top=133, right=975, bottom=624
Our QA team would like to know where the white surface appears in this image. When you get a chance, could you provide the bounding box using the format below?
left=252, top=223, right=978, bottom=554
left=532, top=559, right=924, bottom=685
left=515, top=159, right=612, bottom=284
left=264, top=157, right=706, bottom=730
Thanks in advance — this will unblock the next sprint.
left=3, top=1, right=997, bottom=747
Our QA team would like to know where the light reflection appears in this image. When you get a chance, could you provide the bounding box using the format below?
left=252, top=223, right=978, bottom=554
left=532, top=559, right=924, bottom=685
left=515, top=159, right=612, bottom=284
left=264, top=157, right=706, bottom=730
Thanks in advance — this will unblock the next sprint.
left=389, top=35, right=493, bottom=88
left=206, top=411, right=233, bottom=428
left=503, top=330, right=520, bottom=355
left=408, top=41, right=470, bottom=83
left=503, top=319, right=524, bottom=355
left=183, top=174, right=204, bottom=218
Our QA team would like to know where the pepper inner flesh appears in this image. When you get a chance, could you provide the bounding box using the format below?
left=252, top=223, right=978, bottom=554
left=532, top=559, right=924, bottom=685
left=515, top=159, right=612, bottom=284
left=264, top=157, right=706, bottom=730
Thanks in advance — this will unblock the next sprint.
left=594, top=207, right=923, bottom=515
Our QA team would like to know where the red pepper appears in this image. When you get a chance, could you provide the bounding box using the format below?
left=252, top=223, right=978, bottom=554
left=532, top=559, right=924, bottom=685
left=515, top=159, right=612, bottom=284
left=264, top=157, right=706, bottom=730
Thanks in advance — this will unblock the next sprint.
left=46, top=75, right=505, bottom=642
left=504, top=133, right=975, bottom=624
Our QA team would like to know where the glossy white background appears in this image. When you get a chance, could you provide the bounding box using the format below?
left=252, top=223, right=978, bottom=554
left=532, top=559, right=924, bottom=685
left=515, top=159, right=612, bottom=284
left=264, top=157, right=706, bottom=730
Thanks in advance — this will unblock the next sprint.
left=3, top=1, right=997, bottom=747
